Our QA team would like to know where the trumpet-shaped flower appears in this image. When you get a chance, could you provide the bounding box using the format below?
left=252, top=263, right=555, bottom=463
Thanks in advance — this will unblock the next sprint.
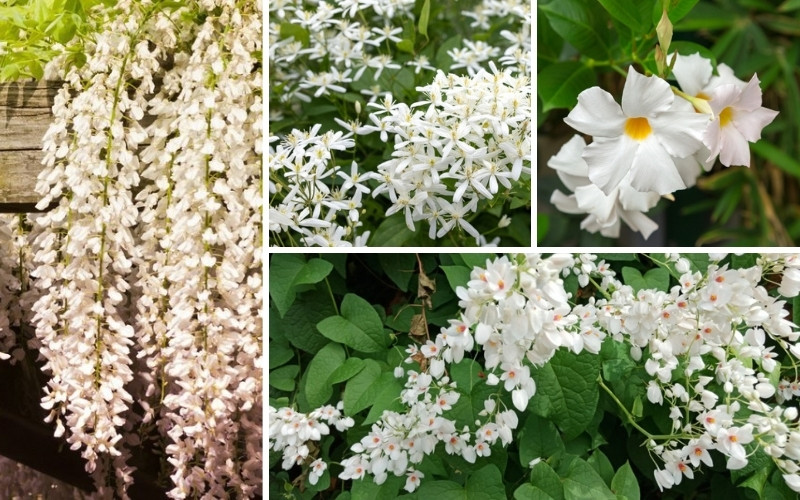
left=548, top=135, right=660, bottom=239
left=703, top=75, right=778, bottom=167
left=565, top=66, right=708, bottom=195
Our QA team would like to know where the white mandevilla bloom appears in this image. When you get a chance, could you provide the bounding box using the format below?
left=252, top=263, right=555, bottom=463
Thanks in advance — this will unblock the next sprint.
left=565, top=66, right=709, bottom=195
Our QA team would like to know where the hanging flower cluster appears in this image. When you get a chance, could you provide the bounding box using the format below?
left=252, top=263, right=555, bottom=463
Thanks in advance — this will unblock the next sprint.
left=269, top=253, right=800, bottom=495
left=268, top=0, right=531, bottom=246
left=549, top=55, right=777, bottom=240
left=0, top=0, right=262, bottom=498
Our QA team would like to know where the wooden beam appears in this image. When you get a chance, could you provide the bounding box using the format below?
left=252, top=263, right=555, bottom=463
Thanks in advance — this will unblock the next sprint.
left=0, top=80, right=59, bottom=211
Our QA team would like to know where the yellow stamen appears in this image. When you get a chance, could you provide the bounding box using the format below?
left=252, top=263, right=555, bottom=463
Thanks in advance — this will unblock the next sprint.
left=719, top=107, right=733, bottom=127
left=624, top=117, right=652, bottom=141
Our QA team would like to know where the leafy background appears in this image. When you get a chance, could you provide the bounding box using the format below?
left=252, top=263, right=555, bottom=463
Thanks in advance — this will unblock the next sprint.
left=268, top=253, right=800, bottom=499
left=537, top=0, right=800, bottom=246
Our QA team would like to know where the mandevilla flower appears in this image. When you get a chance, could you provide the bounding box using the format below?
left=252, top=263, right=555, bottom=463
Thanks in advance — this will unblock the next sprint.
left=565, top=66, right=708, bottom=196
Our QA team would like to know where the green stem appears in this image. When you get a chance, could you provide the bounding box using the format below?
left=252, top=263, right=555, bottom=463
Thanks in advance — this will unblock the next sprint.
left=598, top=375, right=688, bottom=441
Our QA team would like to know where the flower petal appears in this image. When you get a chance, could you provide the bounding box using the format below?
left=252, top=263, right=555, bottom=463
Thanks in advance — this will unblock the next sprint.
left=650, top=106, right=707, bottom=157
left=584, top=137, right=637, bottom=194
left=621, top=66, right=673, bottom=117
left=619, top=209, right=658, bottom=240
left=550, top=190, right=581, bottom=214
left=629, top=138, right=686, bottom=195
left=733, top=106, right=778, bottom=142
left=672, top=53, right=713, bottom=97
left=564, top=87, right=626, bottom=137
left=574, top=184, right=616, bottom=224
left=718, top=125, right=751, bottom=167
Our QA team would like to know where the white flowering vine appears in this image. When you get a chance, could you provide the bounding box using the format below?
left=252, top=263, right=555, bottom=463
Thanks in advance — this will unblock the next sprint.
left=0, top=0, right=262, bottom=497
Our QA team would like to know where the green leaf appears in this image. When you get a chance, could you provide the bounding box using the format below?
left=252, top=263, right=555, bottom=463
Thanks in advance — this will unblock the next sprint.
left=328, top=357, right=366, bottom=385
left=540, top=0, right=613, bottom=60
left=519, top=414, right=566, bottom=466
left=343, top=359, right=382, bottom=415
left=529, top=350, right=600, bottom=439
left=537, top=214, right=549, bottom=243
left=277, top=291, right=336, bottom=354
left=435, top=35, right=463, bottom=71
left=364, top=373, right=404, bottom=424
left=371, top=213, right=416, bottom=246
left=316, top=294, right=389, bottom=353
left=597, top=0, right=652, bottom=32
left=441, top=265, right=471, bottom=293
left=538, top=61, right=597, bottom=113
left=557, top=455, right=616, bottom=500
left=610, top=462, right=640, bottom=500
left=269, top=255, right=333, bottom=317
left=752, top=141, right=800, bottom=177
left=653, top=0, right=700, bottom=24
left=418, top=0, right=430, bottom=39
left=397, top=38, right=415, bottom=53
left=528, top=461, right=564, bottom=500
left=466, top=464, right=506, bottom=500
left=279, top=21, right=309, bottom=47
left=413, top=464, right=505, bottom=500
left=449, top=359, right=496, bottom=428
left=269, top=365, right=299, bottom=392
left=587, top=451, right=614, bottom=487
left=268, top=339, right=294, bottom=369
left=305, top=343, right=346, bottom=408
left=621, top=267, right=669, bottom=293
left=514, top=484, right=555, bottom=500
left=779, top=0, right=800, bottom=12
left=351, top=475, right=403, bottom=500
left=684, top=254, right=710, bottom=274
left=459, top=254, right=498, bottom=269
left=379, top=254, right=416, bottom=292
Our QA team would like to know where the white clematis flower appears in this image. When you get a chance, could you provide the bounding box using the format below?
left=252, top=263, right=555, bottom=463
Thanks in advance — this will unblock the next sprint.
left=565, top=66, right=709, bottom=195
left=548, top=135, right=660, bottom=239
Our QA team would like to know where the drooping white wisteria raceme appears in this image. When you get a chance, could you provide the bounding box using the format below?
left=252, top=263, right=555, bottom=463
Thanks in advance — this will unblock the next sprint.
left=0, top=1, right=263, bottom=498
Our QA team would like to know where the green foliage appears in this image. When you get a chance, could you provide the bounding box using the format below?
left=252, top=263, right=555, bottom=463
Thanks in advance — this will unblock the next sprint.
left=0, top=0, right=112, bottom=81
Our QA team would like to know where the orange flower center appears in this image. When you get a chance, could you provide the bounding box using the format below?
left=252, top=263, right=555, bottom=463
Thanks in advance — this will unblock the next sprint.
left=624, top=117, right=652, bottom=141
left=720, top=107, right=733, bottom=127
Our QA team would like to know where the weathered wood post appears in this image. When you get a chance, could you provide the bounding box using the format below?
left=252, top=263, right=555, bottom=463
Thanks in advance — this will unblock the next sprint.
left=0, top=80, right=58, bottom=212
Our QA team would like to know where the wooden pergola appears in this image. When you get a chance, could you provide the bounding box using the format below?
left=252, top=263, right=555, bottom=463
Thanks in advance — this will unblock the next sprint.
left=0, top=80, right=54, bottom=212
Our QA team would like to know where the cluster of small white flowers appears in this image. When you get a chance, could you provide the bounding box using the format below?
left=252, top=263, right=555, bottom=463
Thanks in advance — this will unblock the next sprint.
left=0, top=0, right=265, bottom=498
left=271, top=254, right=800, bottom=495
left=0, top=214, right=37, bottom=362
left=268, top=0, right=416, bottom=111
left=32, top=1, right=151, bottom=492
left=133, top=1, right=263, bottom=497
left=453, top=0, right=530, bottom=77
left=268, top=128, right=371, bottom=246
left=364, top=67, right=531, bottom=240
left=338, top=347, right=519, bottom=493
left=268, top=403, right=354, bottom=486
left=268, top=0, right=530, bottom=246
left=550, top=54, right=777, bottom=239
left=569, top=254, right=800, bottom=492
